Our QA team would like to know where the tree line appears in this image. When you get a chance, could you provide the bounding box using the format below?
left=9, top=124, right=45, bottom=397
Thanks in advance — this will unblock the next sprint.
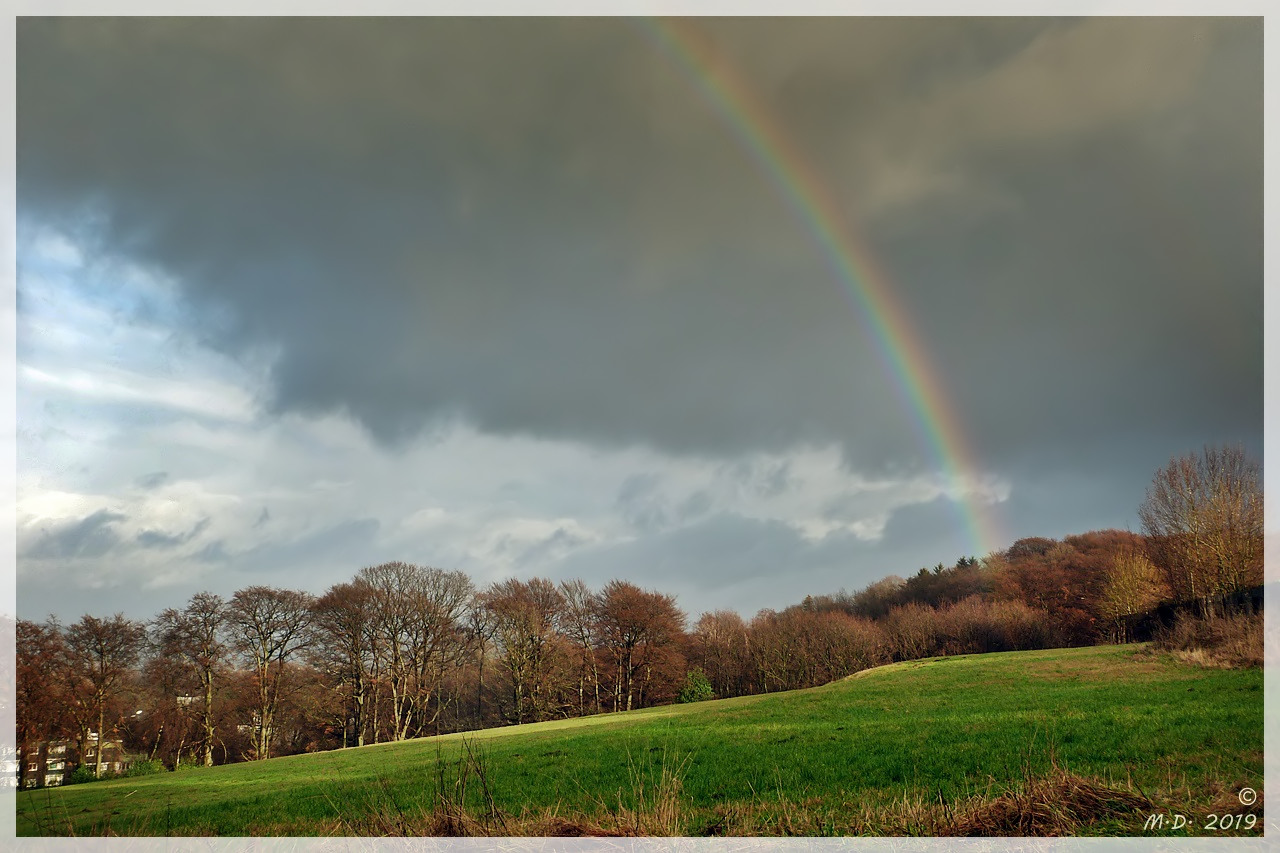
left=16, top=444, right=1261, bottom=786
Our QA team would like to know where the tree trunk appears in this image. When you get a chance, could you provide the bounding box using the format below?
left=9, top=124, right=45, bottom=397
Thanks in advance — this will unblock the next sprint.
left=624, top=649, right=635, bottom=712
left=150, top=725, right=164, bottom=761
left=203, top=671, right=215, bottom=767
left=258, top=708, right=273, bottom=761
left=476, top=646, right=486, bottom=722
left=355, top=687, right=366, bottom=748
left=613, top=662, right=622, bottom=712
left=95, top=707, right=105, bottom=778
left=76, top=724, right=90, bottom=775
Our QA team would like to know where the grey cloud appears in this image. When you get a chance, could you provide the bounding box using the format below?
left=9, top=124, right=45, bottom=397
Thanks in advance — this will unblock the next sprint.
left=821, top=491, right=891, bottom=524
left=549, top=513, right=811, bottom=594
left=717, top=458, right=796, bottom=498
left=24, top=509, right=127, bottom=560
left=130, top=519, right=386, bottom=614
left=879, top=497, right=974, bottom=558
left=248, top=518, right=380, bottom=559
left=194, top=540, right=230, bottom=564
left=136, top=517, right=210, bottom=550
left=542, top=511, right=946, bottom=619
left=135, top=471, right=168, bottom=489
left=16, top=18, right=1261, bottom=543
left=761, top=462, right=792, bottom=499
left=677, top=490, right=713, bottom=523
left=617, top=473, right=660, bottom=505
left=616, top=473, right=668, bottom=532
left=514, top=527, right=591, bottom=569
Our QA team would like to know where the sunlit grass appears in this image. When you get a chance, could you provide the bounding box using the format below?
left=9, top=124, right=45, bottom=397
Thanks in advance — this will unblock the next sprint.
left=17, top=644, right=1262, bottom=836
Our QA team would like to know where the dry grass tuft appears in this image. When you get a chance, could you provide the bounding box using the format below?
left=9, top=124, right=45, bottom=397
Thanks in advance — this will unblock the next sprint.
left=527, top=816, right=635, bottom=837
left=940, top=768, right=1152, bottom=836
left=1207, top=785, right=1263, bottom=818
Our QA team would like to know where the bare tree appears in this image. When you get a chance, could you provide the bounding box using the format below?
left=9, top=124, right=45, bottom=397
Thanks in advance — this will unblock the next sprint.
left=557, top=579, right=603, bottom=715
left=64, top=614, right=147, bottom=777
left=1098, top=549, right=1169, bottom=641
left=134, top=651, right=201, bottom=766
left=595, top=580, right=686, bottom=712
left=463, top=595, right=495, bottom=721
left=225, top=586, right=315, bottom=760
left=850, top=576, right=905, bottom=620
left=311, top=579, right=377, bottom=748
left=360, top=561, right=417, bottom=741
left=882, top=602, right=939, bottom=662
left=1138, top=444, right=1263, bottom=613
left=690, top=610, right=751, bottom=698
left=480, top=577, right=565, bottom=723
left=16, top=619, right=73, bottom=787
left=746, top=609, right=795, bottom=691
left=359, top=562, right=473, bottom=740
left=153, top=592, right=227, bottom=766
left=405, top=567, right=474, bottom=737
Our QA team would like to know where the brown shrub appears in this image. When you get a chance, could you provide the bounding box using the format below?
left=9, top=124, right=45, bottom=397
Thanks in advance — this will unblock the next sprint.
left=884, top=602, right=941, bottom=661
left=749, top=608, right=891, bottom=691
left=929, top=597, right=1061, bottom=657
left=1152, top=612, right=1263, bottom=669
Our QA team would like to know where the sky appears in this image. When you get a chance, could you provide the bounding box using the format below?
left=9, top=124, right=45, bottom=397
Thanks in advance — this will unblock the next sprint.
left=14, top=16, right=1263, bottom=625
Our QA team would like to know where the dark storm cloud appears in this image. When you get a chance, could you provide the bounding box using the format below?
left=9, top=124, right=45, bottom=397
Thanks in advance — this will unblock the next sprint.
left=24, top=509, right=127, bottom=560
left=17, top=18, right=1262, bottom=480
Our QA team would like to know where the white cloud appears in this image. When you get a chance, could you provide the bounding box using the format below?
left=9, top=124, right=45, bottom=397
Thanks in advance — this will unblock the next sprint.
left=27, top=227, right=84, bottom=268
left=21, top=364, right=255, bottom=422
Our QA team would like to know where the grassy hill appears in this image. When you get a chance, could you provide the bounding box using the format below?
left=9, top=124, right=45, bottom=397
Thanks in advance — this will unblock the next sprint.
left=17, top=644, right=1263, bottom=837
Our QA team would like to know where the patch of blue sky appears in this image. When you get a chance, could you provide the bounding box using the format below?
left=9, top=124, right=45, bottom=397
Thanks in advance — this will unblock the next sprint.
left=19, top=223, right=180, bottom=354
left=17, top=220, right=264, bottom=428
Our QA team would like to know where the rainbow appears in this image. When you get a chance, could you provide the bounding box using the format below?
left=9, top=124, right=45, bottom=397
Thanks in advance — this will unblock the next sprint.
left=639, top=17, right=1005, bottom=557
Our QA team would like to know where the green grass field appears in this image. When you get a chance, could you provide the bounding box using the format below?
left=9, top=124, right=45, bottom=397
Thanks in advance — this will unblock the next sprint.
left=17, top=644, right=1264, bottom=836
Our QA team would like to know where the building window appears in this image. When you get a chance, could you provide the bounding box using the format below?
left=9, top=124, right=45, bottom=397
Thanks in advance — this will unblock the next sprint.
left=50, top=744, right=66, bottom=755
left=27, top=763, right=37, bottom=772
left=47, top=776, right=62, bottom=787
